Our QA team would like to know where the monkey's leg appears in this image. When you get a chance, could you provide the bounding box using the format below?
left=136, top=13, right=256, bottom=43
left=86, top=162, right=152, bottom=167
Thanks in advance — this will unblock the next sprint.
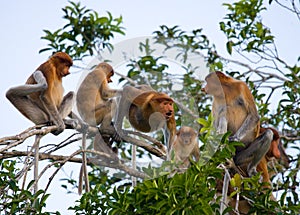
left=59, top=92, right=80, bottom=129
left=234, top=129, right=273, bottom=177
left=6, top=71, right=50, bottom=124
left=96, top=100, right=114, bottom=128
left=6, top=88, right=49, bottom=124
left=99, top=114, right=114, bottom=143
left=59, top=92, right=74, bottom=118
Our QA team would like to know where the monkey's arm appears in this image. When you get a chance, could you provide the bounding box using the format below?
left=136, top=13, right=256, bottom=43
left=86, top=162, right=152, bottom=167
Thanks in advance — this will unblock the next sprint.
left=114, top=86, right=147, bottom=132
left=37, top=73, right=65, bottom=135
left=193, top=145, right=200, bottom=162
left=231, top=114, right=259, bottom=142
left=100, top=88, right=122, bottom=100
left=7, top=70, right=48, bottom=96
left=230, top=85, right=259, bottom=142
left=214, top=105, right=227, bottom=134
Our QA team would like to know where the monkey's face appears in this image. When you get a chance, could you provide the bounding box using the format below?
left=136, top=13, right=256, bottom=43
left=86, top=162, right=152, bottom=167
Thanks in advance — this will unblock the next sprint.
left=158, top=100, right=174, bottom=120
left=57, top=62, right=71, bottom=77
left=266, top=139, right=281, bottom=160
left=202, top=74, right=222, bottom=96
left=177, top=126, right=198, bottom=145
left=52, top=52, right=73, bottom=77
left=106, top=71, right=114, bottom=83
left=179, top=132, right=196, bottom=145
left=150, top=95, right=174, bottom=121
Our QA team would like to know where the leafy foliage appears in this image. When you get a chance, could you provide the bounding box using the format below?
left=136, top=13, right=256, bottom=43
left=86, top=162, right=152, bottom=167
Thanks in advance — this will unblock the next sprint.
left=40, top=1, right=125, bottom=60
left=0, top=160, right=58, bottom=214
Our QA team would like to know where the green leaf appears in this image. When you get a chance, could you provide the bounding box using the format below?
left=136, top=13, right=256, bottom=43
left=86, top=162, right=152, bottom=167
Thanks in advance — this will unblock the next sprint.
left=226, top=40, right=233, bottom=54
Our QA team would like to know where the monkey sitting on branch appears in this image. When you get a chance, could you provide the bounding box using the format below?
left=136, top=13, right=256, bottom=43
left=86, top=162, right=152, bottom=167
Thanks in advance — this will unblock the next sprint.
left=169, top=126, right=200, bottom=170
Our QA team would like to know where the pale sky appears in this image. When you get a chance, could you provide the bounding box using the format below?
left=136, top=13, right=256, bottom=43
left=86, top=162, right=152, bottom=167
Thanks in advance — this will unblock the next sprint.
left=0, top=1, right=299, bottom=214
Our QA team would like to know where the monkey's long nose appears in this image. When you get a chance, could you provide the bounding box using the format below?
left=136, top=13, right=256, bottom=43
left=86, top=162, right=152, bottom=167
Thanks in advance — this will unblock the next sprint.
left=166, top=112, right=172, bottom=119
left=201, top=85, right=208, bottom=93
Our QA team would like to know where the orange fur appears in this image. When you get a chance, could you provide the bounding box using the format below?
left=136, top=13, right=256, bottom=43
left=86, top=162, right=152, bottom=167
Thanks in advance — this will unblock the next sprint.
left=26, top=52, right=72, bottom=111
left=129, top=92, right=175, bottom=133
left=115, top=85, right=176, bottom=151
left=204, top=71, right=260, bottom=144
left=6, top=52, right=73, bottom=135
left=203, top=71, right=272, bottom=181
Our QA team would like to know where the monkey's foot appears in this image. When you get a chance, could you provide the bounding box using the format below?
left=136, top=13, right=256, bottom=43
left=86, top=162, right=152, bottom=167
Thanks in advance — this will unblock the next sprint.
left=228, top=135, right=239, bottom=142
left=113, top=128, right=127, bottom=143
left=64, top=119, right=79, bottom=129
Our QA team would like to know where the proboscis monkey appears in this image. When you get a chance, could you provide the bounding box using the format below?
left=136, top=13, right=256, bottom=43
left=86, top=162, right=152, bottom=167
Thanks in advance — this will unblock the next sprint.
left=76, top=62, right=121, bottom=194
left=6, top=52, right=74, bottom=135
left=76, top=62, right=121, bottom=129
left=6, top=52, right=74, bottom=193
left=114, top=85, right=176, bottom=153
left=169, top=126, right=200, bottom=169
left=202, top=71, right=273, bottom=179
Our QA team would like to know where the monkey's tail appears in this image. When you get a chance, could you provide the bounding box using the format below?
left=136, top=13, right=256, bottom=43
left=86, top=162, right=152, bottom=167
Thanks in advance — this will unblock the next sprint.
left=78, top=133, right=90, bottom=195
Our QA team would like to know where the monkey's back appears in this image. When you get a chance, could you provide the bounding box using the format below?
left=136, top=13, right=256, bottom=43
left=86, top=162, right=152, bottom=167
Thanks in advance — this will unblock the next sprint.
left=225, top=81, right=259, bottom=145
left=26, top=70, right=63, bottom=112
left=76, top=71, right=104, bottom=125
left=128, top=92, right=167, bottom=133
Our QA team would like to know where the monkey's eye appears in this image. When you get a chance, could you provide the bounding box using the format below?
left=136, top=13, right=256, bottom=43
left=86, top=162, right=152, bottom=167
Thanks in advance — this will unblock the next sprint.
left=64, top=62, right=71, bottom=68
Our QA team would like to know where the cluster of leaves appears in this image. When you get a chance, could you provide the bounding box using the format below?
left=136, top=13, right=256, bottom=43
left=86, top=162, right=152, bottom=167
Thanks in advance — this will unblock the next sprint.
left=70, top=128, right=233, bottom=214
left=70, top=126, right=298, bottom=214
left=221, top=0, right=274, bottom=54
left=153, top=25, right=225, bottom=72
left=40, top=1, right=125, bottom=60
left=0, top=160, right=57, bottom=214
left=279, top=65, right=300, bottom=132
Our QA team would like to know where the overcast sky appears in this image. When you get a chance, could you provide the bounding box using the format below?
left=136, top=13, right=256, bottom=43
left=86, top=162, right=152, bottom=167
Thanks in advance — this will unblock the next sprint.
left=0, top=1, right=299, bottom=213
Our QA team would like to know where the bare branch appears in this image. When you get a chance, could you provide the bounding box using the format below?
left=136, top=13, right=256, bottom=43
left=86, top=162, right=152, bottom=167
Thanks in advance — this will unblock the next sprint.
left=173, top=98, right=199, bottom=119
left=114, top=71, right=137, bottom=86
left=1, top=149, right=149, bottom=180
left=211, top=51, right=290, bottom=82
left=126, top=130, right=166, bottom=153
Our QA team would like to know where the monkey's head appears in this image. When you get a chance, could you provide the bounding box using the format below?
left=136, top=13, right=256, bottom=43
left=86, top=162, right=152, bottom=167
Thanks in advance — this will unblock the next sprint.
left=150, top=94, right=174, bottom=121
left=97, top=62, right=114, bottom=83
left=177, top=126, right=198, bottom=145
left=202, top=71, right=229, bottom=96
left=51, top=52, right=73, bottom=77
